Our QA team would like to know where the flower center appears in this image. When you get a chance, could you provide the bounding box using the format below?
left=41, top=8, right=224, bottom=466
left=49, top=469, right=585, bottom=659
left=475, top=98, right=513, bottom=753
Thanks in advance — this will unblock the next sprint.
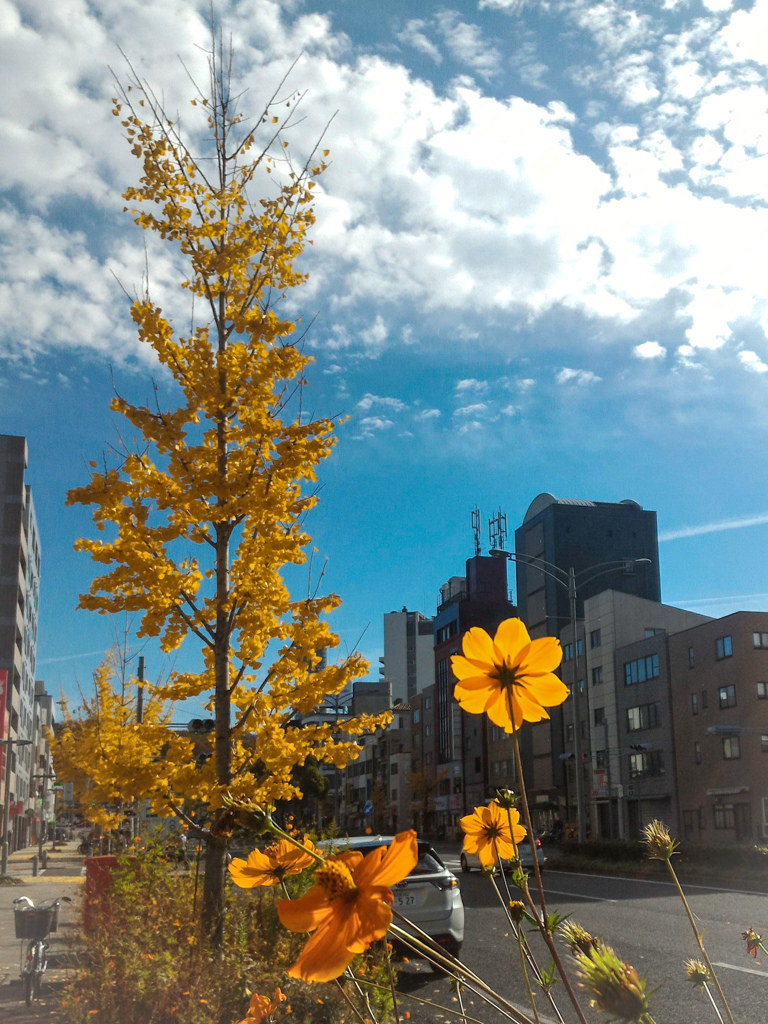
left=264, top=843, right=280, bottom=860
left=315, top=860, right=357, bottom=900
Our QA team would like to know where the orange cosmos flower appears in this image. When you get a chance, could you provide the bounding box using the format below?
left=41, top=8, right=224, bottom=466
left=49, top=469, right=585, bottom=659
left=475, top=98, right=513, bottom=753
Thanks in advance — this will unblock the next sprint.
left=451, top=618, right=567, bottom=732
left=235, top=987, right=287, bottom=1024
left=460, top=801, right=526, bottom=866
left=277, top=830, right=418, bottom=983
left=228, top=837, right=318, bottom=888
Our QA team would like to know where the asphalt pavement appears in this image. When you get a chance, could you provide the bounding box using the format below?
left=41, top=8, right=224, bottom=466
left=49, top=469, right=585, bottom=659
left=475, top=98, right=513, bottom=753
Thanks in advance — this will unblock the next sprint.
left=0, top=840, right=84, bottom=1023
left=397, top=846, right=768, bottom=1024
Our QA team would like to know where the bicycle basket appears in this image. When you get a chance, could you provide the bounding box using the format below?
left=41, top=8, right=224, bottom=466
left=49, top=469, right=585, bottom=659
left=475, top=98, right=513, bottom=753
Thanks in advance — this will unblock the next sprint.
left=14, top=906, right=54, bottom=940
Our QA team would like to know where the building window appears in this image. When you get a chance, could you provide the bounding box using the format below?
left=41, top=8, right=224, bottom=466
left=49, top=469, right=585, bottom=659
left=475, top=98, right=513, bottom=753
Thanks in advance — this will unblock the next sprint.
left=694, top=741, right=701, bottom=764
left=577, top=639, right=583, bottom=657
left=758, top=682, right=768, bottom=699
left=701, top=689, right=708, bottom=710
left=424, top=724, right=432, bottom=737
left=590, top=629, right=601, bottom=648
left=628, top=750, right=665, bottom=778
left=413, top=709, right=420, bottom=724
left=688, top=647, right=695, bottom=669
left=563, top=643, right=573, bottom=662
left=624, top=654, right=659, bottom=685
left=392, top=788, right=398, bottom=800
left=715, top=635, right=733, bottom=660
left=713, top=804, right=735, bottom=829
left=722, top=736, right=740, bottom=760
left=592, top=666, right=603, bottom=686
left=762, top=734, right=768, bottom=753
left=424, top=696, right=432, bottom=710
left=753, top=632, right=768, bottom=649
left=390, top=762, right=398, bottom=775
left=594, top=706, right=605, bottom=726
left=595, top=749, right=607, bottom=769
left=718, top=685, right=736, bottom=709
left=691, top=693, right=698, bottom=716
left=626, top=702, right=661, bottom=732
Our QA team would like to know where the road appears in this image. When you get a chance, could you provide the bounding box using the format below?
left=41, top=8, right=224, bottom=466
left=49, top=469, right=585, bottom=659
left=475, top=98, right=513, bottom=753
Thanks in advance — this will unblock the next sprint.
left=396, top=853, right=768, bottom=1024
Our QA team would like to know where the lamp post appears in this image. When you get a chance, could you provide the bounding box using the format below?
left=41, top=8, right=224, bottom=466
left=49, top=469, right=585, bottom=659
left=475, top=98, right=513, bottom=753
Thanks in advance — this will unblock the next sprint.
left=33, top=770, right=56, bottom=857
left=491, top=551, right=652, bottom=842
left=1, top=737, right=33, bottom=876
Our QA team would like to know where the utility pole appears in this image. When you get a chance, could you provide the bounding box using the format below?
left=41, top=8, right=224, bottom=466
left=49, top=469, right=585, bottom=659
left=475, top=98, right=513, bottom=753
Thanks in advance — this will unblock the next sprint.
left=568, top=567, right=586, bottom=844
left=136, top=656, right=145, bottom=725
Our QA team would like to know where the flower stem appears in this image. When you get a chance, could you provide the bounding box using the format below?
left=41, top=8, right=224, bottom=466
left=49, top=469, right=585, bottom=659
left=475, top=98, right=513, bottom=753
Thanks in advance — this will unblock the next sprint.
left=353, top=977, right=498, bottom=1024
left=507, top=710, right=590, bottom=1024
left=704, top=982, right=726, bottom=1024
left=490, top=873, right=540, bottom=1024
left=664, top=858, right=736, bottom=1024
left=384, top=940, right=400, bottom=1024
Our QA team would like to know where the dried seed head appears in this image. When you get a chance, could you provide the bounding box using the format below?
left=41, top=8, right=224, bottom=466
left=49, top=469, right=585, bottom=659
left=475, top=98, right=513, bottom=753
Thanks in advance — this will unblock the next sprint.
left=576, top=943, right=651, bottom=1023
left=685, top=959, right=710, bottom=988
left=494, top=788, right=517, bottom=809
left=641, top=819, right=678, bottom=861
left=742, top=927, right=762, bottom=957
left=561, top=920, right=601, bottom=957
left=508, top=900, right=526, bottom=924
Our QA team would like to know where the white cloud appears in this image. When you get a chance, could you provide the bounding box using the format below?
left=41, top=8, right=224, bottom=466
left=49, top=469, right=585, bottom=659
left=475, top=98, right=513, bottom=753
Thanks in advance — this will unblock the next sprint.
left=396, top=19, right=442, bottom=64
left=555, top=368, right=602, bottom=385
left=633, top=341, right=667, bottom=359
left=515, top=378, right=536, bottom=391
left=358, top=416, right=394, bottom=430
left=478, top=0, right=525, bottom=9
left=660, top=510, right=768, bottom=541
left=435, top=11, right=501, bottom=78
left=739, top=350, right=768, bottom=374
left=417, top=408, right=441, bottom=419
left=454, top=402, right=488, bottom=416
left=356, top=393, right=407, bottom=412
left=359, top=316, right=389, bottom=351
left=455, top=378, right=488, bottom=393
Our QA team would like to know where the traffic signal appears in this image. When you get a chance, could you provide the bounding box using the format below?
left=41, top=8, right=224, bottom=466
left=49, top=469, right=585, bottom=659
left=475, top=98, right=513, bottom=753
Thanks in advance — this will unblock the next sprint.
left=188, top=719, right=215, bottom=734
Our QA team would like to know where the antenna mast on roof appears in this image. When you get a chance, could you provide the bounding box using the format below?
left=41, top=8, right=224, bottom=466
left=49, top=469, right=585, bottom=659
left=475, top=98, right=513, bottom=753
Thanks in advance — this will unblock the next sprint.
left=471, top=506, right=482, bottom=556
left=488, top=508, right=507, bottom=551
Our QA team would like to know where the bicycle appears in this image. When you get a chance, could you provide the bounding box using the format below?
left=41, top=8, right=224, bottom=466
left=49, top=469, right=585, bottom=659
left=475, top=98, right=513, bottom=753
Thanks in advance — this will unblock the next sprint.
left=13, top=894, right=72, bottom=1005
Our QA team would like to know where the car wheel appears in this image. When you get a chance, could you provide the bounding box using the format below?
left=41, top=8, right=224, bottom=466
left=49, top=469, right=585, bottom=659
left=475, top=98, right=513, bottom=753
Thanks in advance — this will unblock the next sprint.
left=460, top=853, right=470, bottom=873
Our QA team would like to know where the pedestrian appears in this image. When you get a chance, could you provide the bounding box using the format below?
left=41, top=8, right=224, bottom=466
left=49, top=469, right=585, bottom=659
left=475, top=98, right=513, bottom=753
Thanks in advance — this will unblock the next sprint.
left=178, top=831, right=190, bottom=870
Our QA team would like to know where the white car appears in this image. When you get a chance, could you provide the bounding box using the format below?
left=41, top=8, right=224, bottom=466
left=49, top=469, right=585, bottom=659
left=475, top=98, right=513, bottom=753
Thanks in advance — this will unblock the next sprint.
left=318, top=835, right=465, bottom=957
left=459, top=835, right=545, bottom=874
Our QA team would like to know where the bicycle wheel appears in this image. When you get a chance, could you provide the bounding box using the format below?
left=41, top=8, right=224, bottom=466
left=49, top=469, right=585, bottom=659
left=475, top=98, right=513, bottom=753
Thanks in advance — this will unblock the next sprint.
left=23, top=970, right=32, bottom=1006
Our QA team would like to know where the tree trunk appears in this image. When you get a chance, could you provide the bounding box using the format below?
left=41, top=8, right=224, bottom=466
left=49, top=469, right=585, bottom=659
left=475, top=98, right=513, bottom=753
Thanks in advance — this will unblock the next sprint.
left=201, top=832, right=228, bottom=946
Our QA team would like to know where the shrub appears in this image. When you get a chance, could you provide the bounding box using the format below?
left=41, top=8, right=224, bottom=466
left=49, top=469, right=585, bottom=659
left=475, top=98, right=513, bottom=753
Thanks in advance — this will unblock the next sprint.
left=60, top=845, right=394, bottom=1024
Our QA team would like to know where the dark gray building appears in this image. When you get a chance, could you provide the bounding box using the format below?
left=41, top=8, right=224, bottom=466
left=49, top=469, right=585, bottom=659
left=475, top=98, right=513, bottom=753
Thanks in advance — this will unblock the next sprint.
left=513, top=494, right=660, bottom=809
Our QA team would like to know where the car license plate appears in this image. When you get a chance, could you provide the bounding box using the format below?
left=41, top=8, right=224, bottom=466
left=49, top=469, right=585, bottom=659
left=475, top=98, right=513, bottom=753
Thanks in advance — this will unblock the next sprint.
left=394, top=890, right=422, bottom=909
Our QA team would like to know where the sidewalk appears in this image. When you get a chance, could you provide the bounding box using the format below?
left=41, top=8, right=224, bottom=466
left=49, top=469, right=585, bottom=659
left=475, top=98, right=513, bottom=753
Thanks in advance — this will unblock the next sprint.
left=0, top=839, right=84, bottom=1022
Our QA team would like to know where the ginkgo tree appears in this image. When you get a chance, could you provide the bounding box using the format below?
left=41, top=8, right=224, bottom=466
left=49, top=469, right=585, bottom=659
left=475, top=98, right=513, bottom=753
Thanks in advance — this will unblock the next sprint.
left=63, top=48, right=381, bottom=943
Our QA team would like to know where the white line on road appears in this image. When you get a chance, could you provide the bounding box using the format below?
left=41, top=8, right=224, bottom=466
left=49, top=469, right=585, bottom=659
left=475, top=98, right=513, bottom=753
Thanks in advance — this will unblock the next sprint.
left=542, top=887, right=617, bottom=903
left=545, top=870, right=768, bottom=898
left=712, top=961, right=768, bottom=978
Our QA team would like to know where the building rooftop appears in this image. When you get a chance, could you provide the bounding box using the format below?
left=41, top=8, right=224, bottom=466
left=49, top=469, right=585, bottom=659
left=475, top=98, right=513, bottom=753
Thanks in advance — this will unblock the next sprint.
left=522, top=493, right=644, bottom=523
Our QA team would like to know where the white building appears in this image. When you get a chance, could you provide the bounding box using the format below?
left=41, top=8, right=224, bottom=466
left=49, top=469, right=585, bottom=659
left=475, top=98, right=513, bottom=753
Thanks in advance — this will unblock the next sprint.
left=380, top=608, right=434, bottom=705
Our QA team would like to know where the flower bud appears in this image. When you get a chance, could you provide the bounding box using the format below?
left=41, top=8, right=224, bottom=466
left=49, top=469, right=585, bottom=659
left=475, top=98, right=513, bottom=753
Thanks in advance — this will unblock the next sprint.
left=684, top=959, right=710, bottom=988
left=641, top=819, right=678, bottom=861
left=576, top=943, right=651, bottom=1023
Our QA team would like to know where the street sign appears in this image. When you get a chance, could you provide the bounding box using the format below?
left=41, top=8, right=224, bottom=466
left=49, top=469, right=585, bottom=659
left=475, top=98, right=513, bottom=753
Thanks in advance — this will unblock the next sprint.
left=363, top=800, right=374, bottom=815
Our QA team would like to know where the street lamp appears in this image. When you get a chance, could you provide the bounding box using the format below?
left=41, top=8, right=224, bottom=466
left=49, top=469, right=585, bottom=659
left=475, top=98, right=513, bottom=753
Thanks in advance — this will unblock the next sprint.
left=492, top=550, right=652, bottom=842
left=0, top=737, right=33, bottom=876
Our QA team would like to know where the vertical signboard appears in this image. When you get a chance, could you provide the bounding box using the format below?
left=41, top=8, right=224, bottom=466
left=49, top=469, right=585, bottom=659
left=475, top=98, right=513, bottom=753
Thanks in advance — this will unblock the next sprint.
left=0, top=670, right=7, bottom=782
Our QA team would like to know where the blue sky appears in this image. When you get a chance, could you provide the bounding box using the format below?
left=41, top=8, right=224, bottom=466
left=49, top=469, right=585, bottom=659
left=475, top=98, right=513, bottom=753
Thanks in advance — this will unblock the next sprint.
left=2, top=0, right=768, bottom=712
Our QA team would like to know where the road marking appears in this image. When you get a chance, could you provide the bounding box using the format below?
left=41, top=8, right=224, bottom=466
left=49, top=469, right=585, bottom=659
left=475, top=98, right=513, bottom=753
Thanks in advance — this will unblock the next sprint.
left=712, top=961, right=768, bottom=978
left=543, top=887, right=617, bottom=903
left=545, top=870, right=768, bottom=898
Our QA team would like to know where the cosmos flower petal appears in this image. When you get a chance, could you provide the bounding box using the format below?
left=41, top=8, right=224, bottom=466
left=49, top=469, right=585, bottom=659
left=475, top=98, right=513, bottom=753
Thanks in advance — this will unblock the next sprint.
left=277, top=886, right=335, bottom=932
left=287, top=916, right=357, bottom=983
left=519, top=672, right=569, bottom=706
left=357, top=830, right=417, bottom=888
left=228, top=850, right=276, bottom=887
left=517, top=636, right=563, bottom=675
left=451, top=655, right=494, bottom=681
left=454, top=681, right=497, bottom=714
left=460, top=627, right=496, bottom=666
left=494, top=618, right=530, bottom=657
